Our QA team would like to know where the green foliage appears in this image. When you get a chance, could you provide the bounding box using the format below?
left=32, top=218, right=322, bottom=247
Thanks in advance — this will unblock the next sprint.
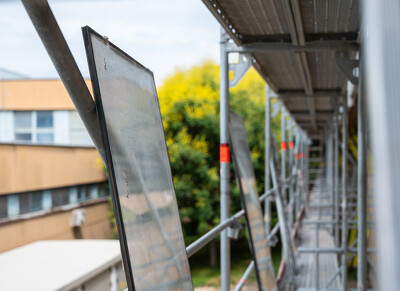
left=158, top=60, right=281, bottom=237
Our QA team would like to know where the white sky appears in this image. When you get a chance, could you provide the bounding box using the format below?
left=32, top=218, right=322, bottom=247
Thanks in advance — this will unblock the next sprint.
left=0, top=0, right=220, bottom=86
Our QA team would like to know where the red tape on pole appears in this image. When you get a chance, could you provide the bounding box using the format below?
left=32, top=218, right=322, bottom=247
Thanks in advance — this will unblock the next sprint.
left=281, top=141, right=287, bottom=151
left=289, top=141, right=294, bottom=149
left=220, top=144, right=230, bottom=163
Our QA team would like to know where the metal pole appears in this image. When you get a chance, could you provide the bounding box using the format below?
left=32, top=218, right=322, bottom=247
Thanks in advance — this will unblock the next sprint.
left=265, top=86, right=271, bottom=236
left=270, top=160, right=296, bottom=278
left=281, top=106, right=287, bottom=207
left=328, top=127, right=334, bottom=231
left=341, top=98, right=348, bottom=291
left=357, top=60, right=367, bottom=291
left=234, top=261, right=255, bottom=291
left=21, top=0, right=105, bottom=161
left=219, top=28, right=230, bottom=291
left=288, top=119, right=294, bottom=230
left=315, top=197, right=320, bottom=289
left=333, top=116, right=339, bottom=247
left=301, top=133, right=306, bottom=205
left=364, top=1, right=400, bottom=289
left=294, top=129, right=301, bottom=214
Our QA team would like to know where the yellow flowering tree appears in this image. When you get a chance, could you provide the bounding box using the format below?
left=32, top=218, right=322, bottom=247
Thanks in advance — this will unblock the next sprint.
left=158, top=60, right=280, bottom=263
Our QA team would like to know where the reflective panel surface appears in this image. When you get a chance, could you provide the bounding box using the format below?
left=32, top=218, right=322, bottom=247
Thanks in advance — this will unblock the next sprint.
left=84, top=27, right=193, bottom=291
left=229, top=112, right=276, bottom=291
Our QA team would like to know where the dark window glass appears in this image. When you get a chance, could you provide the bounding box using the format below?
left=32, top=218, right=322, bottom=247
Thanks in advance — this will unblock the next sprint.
left=78, top=185, right=90, bottom=201
left=31, top=192, right=42, bottom=211
left=99, top=183, right=109, bottom=197
left=19, top=192, right=42, bottom=214
left=0, top=196, right=7, bottom=218
left=52, top=188, right=69, bottom=207
left=37, top=111, right=53, bottom=128
left=15, top=133, right=32, bottom=141
left=19, top=193, right=30, bottom=214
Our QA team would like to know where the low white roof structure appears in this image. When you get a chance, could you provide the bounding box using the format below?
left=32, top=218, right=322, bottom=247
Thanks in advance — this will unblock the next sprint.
left=0, top=240, right=122, bottom=291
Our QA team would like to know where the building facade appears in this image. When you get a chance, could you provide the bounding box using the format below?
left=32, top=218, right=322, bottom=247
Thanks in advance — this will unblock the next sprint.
left=0, top=79, right=113, bottom=252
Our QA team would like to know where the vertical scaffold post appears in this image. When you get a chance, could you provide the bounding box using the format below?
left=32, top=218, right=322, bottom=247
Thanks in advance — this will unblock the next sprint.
left=304, top=139, right=309, bottom=205
left=219, top=28, right=230, bottom=291
left=357, top=58, right=367, bottom=291
left=301, top=133, right=306, bottom=204
left=364, top=1, right=400, bottom=290
left=333, top=115, right=339, bottom=247
left=293, top=126, right=301, bottom=213
left=288, top=119, right=294, bottom=230
left=341, top=97, right=348, bottom=291
left=298, top=133, right=304, bottom=206
left=327, top=126, right=334, bottom=230
left=265, top=85, right=271, bottom=236
left=281, top=106, right=287, bottom=206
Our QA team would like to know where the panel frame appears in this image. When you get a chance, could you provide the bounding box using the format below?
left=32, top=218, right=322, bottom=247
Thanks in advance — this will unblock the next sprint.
left=229, top=111, right=276, bottom=291
left=82, top=26, right=136, bottom=291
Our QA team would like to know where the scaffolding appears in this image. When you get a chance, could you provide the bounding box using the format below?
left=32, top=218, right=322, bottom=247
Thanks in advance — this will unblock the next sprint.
left=16, top=0, right=400, bottom=290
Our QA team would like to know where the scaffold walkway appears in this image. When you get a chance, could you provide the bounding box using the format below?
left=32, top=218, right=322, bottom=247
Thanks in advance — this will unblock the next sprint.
left=294, top=178, right=341, bottom=291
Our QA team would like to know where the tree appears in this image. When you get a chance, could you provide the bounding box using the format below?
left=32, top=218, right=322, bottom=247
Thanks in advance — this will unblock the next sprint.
left=157, top=60, right=281, bottom=264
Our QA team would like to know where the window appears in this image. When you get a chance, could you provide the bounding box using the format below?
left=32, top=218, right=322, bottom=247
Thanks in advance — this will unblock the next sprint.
left=0, top=183, right=109, bottom=219
left=69, top=111, right=92, bottom=145
left=52, top=188, right=69, bottom=207
left=19, top=192, right=42, bottom=214
left=0, top=196, right=7, bottom=219
left=14, top=111, right=32, bottom=142
left=78, top=185, right=91, bottom=201
left=14, top=111, right=54, bottom=143
left=99, top=183, right=109, bottom=197
left=36, top=111, right=54, bottom=143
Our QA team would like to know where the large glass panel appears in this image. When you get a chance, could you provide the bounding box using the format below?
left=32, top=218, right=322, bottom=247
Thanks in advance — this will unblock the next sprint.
left=83, top=27, right=192, bottom=291
left=229, top=112, right=276, bottom=291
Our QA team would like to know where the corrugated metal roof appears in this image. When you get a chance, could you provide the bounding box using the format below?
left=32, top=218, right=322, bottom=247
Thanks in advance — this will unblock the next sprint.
left=202, top=0, right=360, bottom=136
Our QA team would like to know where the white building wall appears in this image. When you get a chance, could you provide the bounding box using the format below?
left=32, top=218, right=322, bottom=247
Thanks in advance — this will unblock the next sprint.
left=0, top=111, right=14, bottom=142
left=54, top=111, right=69, bottom=144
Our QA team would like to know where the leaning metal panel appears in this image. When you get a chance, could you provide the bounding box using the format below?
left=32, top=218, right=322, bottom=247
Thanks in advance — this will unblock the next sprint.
left=229, top=112, right=277, bottom=291
left=83, top=27, right=193, bottom=291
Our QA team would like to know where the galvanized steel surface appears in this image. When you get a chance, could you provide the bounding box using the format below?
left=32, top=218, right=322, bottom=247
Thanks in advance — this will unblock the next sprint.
left=203, top=0, right=360, bottom=135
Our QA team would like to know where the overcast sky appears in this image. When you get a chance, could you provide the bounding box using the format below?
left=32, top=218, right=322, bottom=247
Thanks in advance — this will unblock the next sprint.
left=0, top=0, right=220, bottom=86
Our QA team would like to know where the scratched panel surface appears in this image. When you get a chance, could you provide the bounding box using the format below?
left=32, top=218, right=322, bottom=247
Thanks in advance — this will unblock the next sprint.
left=85, top=29, right=193, bottom=291
left=229, top=112, right=277, bottom=291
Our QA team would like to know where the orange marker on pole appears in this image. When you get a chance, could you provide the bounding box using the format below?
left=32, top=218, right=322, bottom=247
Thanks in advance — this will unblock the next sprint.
left=281, top=141, right=287, bottom=151
left=220, top=144, right=230, bottom=163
